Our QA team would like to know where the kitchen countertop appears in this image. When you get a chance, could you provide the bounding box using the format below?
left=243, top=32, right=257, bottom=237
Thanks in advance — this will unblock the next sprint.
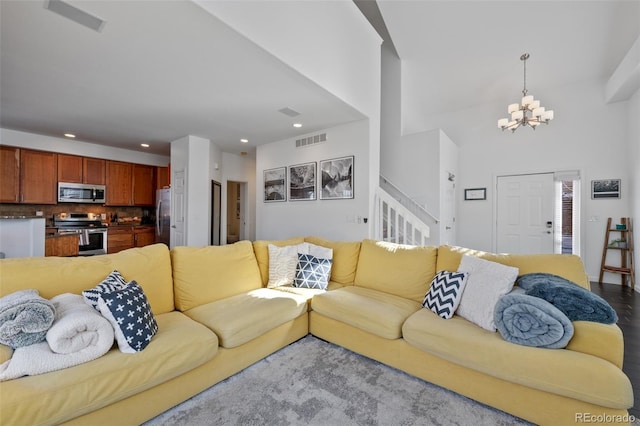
left=0, top=215, right=46, bottom=219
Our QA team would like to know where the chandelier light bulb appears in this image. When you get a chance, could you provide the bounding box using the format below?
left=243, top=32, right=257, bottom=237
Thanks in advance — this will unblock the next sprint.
left=498, top=53, right=554, bottom=133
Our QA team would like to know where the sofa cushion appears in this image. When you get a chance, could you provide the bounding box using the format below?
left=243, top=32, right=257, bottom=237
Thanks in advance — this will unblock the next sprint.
left=0, top=243, right=175, bottom=315
left=172, top=241, right=263, bottom=311
left=456, top=255, right=518, bottom=331
left=267, top=243, right=308, bottom=288
left=0, top=311, right=218, bottom=426
left=402, top=309, right=633, bottom=409
left=97, top=281, right=158, bottom=353
left=82, top=270, right=127, bottom=310
left=304, top=236, right=360, bottom=285
left=293, top=253, right=332, bottom=290
left=184, top=288, right=308, bottom=349
left=253, top=238, right=306, bottom=286
left=354, top=239, right=437, bottom=303
left=311, top=286, right=421, bottom=340
left=436, top=245, right=590, bottom=289
left=422, top=270, right=469, bottom=319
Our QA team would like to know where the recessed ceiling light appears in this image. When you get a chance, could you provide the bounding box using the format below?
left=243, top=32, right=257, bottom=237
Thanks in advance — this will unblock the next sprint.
left=141, top=143, right=150, bottom=148
left=240, top=138, right=249, bottom=143
left=64, top=133, right=76, bottom=138
left=293, top=123, right=302, bottom=128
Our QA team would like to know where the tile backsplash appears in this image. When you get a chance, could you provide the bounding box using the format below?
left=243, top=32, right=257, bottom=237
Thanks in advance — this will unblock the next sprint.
left=0, top=204, right=146, bottom=226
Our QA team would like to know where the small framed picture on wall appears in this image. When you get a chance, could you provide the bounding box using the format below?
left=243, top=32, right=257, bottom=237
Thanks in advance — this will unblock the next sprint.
left=288, top=162, right=317, bottom=201
left=464, top=188, right=486, bottom=201
left=263, top=167, right=286, bottom=202
left=591, top=179, right=621, bottom=199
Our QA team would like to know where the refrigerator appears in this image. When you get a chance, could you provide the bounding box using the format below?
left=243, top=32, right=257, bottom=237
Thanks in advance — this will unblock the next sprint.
left=156, top=189, right=170, bottom=247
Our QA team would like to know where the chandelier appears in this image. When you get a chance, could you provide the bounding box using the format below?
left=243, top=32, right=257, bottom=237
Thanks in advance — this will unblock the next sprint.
left=498, top=53, right=554, bottom=132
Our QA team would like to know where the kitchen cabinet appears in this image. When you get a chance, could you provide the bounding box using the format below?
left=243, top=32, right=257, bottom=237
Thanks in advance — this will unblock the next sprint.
left=156, top=166, right=170, bottom=189
left=132, top=164, right=155, bottom=206
left=106, top=161, right=132, bottom=205
left=134, top=226, right=155, bottom=247
left=57, top=154, right=83, bottom=183
left=58, top=154, right=106, bottom=185
left=83, top=157, right=106, bottom=185
left=107, top=227, right=134, bottom=254
left=45, top=234, right=79, bottom=257
left=0, top=146, right=20, bottom=203
left=20, top=149, right=57, bottom=204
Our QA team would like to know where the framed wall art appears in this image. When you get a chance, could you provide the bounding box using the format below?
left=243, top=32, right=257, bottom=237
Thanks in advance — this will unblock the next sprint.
left=592, top=179, right=621, bottom=199
left=320, top=155, right=354, bottom=200
left=288, top=162, right=317, bottom=201
left=464, top=188, right=486, bottom=201
left=263, top=167, right=286, bottom=202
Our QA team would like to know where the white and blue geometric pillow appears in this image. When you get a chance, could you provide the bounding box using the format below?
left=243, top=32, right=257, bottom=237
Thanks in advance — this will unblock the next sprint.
left=293, top=253, right=332, bottom=290
left=82, top=270, right=128, bottom=310
left=423, top=270, right=470, bottom=319
left=96, top=280, right=158, bottom=353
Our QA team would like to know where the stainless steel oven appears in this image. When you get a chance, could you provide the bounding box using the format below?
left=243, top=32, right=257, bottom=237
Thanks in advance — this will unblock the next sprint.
left=54, top=213, right=107, bottom=256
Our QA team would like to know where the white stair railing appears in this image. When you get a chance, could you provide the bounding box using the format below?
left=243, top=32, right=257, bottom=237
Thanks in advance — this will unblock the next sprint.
left=374, top=187, right=431, bottom=246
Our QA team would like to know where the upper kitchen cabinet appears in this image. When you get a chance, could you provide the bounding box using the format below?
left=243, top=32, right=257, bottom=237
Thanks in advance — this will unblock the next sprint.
left=57, top=154, right=106, bottom=185
left=0, top=146, right=20, bottom=203
left=20, top=149, right=57, bottom=204
left=132, top=164, right=155, bottom=206
left=156, top=166, right=170, bottom=190
left=83, top=158, right=106, bottom=185
left=106, top=161, right=132, bottom=205
left=57, top=154, right=83, bottom=183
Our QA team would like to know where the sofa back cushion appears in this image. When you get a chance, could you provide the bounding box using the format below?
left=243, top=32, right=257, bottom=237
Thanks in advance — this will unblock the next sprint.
left=172, top=241, right=262, bottom=311
left=252, top=237, right=305, bottom=286
left=304, top=236, right=361, bottom=285
left=436, top=245, right=590, bottom=289
left=354, top=239, right=438, bottom=303
left=0, top=243, right=174, bottom=315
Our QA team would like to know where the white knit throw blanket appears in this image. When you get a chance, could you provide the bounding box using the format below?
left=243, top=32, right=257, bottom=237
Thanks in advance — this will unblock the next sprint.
left=0, top=293, right=114, bottom=381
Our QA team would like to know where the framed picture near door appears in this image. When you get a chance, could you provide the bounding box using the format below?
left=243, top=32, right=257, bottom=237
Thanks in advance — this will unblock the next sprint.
left=288, top=162, right=316, bottom=201
left=591, top=179, right=621, bottom=199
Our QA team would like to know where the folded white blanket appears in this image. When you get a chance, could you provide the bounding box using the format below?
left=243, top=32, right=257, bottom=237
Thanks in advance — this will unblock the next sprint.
left=0, top=294, right=114, bottom=381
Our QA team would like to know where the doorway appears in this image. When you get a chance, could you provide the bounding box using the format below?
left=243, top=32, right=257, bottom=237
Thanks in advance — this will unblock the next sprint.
left=226, top=181, right=245, bottom=243
left=496, top=171, right=580, bottom=255
left=211, top=180, right=221, bottom=246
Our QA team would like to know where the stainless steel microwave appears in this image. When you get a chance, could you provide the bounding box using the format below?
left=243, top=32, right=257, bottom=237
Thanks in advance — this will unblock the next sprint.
left=58, top=182, right=106, bottom=203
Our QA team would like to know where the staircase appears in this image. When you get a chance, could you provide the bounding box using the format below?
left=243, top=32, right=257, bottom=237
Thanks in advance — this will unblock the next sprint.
left=373, top=175, right=438, bottom=246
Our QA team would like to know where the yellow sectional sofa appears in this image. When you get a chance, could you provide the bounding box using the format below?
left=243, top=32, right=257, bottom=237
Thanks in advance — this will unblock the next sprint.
left=0, top=238, right=634, bottom=426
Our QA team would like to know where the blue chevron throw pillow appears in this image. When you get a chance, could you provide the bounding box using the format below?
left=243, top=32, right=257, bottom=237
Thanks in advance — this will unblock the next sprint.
left=423, top=270, right=470, bottom=319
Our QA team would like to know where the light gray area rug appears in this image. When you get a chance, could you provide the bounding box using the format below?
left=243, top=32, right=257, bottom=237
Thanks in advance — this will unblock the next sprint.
left=145, top=335, right=533, bottom=426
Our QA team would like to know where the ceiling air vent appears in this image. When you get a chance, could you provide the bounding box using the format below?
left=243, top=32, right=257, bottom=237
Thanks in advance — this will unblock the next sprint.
left=296, top=133, right=327, bottom=148
left=45, top=0, right=106, bottom=32
left=278, top=107, right=301, bottom=118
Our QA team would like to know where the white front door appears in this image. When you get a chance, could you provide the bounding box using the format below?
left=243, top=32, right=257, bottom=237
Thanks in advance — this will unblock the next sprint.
left=496, top=173, right=555, bottom=254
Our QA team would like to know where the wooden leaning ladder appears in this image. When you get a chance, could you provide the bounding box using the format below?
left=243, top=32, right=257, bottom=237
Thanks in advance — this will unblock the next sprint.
left=599, top=217, right=635, bottom=289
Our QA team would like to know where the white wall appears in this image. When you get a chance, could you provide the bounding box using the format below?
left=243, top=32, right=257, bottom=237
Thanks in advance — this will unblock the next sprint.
left=170, top=135, right=211, bottom=247
left=256, top=120, right=370, bottom=241
left=194, top=0, right=382, bottom=236
left=396, top=79, right=631, bottom=282
left=628, top=89, right=640, bottom=292
left=0, top=128, right=169, bottom=166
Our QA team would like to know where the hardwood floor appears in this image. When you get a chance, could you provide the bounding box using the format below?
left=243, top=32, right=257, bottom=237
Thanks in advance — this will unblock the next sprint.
left=590, top=282, right=638, bottom=418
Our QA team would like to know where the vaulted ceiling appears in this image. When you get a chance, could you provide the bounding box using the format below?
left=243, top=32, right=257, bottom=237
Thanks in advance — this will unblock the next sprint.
left=1, top=1, right=638, bottom=157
